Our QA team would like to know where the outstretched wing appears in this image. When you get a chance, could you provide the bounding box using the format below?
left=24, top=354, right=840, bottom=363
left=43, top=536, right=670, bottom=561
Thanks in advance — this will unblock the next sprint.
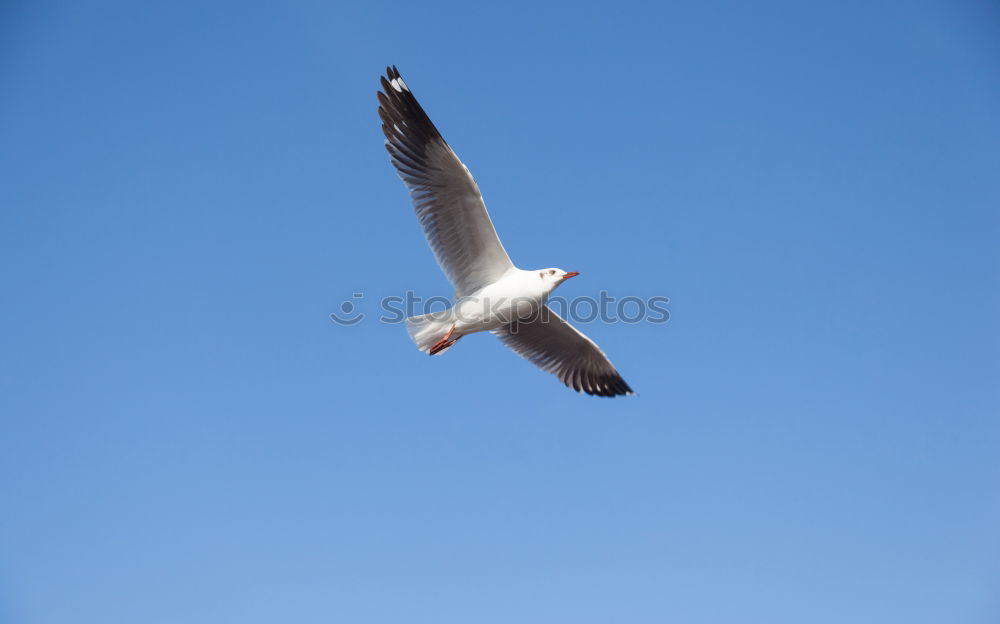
left=378, top=66, right=514, bottom=296
left=493, top=306, right=634, bottom=397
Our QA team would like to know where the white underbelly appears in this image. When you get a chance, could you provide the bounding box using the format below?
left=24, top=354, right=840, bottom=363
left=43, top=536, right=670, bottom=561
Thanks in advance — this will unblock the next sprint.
left=452, top=292, right=543, bottom=335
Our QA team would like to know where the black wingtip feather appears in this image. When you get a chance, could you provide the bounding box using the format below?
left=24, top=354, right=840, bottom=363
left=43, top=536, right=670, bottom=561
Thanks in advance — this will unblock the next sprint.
left=376, top=66, right=450, bottom=169
left=567, top=368, right=634, bottom=397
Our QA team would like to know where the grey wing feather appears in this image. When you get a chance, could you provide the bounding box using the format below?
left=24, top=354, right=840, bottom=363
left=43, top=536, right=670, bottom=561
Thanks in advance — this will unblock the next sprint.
left=378, top=66, right=514, bottom=296
left=493, top=306, right=634, bottom=397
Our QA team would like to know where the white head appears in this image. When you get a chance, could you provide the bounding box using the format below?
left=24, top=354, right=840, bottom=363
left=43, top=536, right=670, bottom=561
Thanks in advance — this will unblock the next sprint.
left=535, top=267, right=580, bottom=292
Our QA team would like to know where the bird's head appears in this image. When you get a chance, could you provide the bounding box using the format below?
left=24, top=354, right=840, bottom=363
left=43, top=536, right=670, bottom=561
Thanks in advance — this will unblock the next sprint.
left=536, top=268, right=580, bottom=292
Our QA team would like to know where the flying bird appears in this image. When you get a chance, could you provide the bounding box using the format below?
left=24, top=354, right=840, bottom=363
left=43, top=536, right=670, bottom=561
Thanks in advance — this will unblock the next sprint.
left=377, top=66, right=634, bottom=397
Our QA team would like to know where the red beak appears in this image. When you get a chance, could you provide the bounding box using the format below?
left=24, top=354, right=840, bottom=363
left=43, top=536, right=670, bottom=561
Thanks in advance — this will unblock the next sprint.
left=561, top=271, right=580, bottom=280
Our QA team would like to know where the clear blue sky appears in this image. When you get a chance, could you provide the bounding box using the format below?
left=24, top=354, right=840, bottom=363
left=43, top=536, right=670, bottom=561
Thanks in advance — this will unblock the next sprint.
left=1, top=1, right=998, bottom=622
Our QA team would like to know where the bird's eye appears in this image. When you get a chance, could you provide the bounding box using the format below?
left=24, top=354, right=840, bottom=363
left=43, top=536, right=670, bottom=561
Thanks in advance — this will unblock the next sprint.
left=548, top=270, right=555, bottom=275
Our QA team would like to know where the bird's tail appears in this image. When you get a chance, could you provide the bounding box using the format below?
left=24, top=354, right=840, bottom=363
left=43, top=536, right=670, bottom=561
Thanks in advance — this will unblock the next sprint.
left=406, top=310, right=457, bottom=355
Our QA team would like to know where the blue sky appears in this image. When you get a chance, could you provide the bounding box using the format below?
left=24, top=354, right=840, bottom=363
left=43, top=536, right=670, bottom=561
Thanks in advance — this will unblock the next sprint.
left=1, top=0, right=998, bottom=622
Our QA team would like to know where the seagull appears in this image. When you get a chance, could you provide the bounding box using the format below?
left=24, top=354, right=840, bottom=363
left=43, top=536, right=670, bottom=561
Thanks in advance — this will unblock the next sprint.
left=377, top=66, right=634, bottom=397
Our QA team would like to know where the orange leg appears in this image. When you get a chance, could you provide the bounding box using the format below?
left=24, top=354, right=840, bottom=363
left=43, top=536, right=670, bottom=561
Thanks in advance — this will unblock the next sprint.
left=428, top=323, right=458, bottom=355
